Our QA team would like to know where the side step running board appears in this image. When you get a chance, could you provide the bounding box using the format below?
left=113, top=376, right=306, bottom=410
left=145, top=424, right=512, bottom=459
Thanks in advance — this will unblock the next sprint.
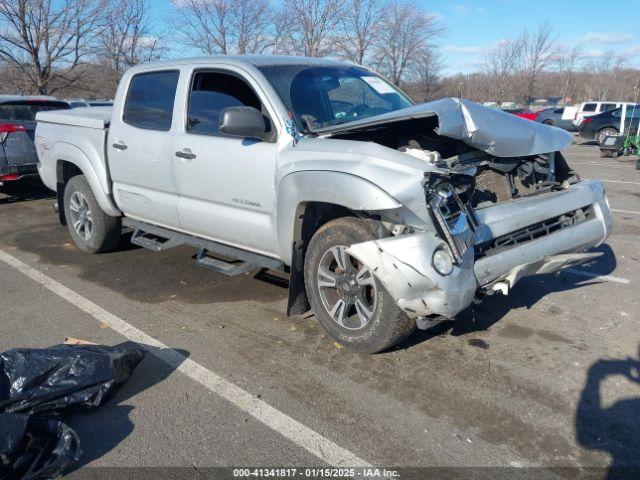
left=122, top=218, right=285, bottom=276
left=195, top=248, right=256, bottom=276
left=131, top=228, right=181, bottom=252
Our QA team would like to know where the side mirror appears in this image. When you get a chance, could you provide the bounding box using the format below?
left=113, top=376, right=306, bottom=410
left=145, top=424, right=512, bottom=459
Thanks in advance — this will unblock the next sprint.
left=219, top=106, right=268, bottom=140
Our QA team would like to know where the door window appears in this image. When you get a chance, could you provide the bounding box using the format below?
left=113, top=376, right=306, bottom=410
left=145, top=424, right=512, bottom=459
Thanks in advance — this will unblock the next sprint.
left=601, top=103, right=618, bottom=112
left=626, top=106, right=640, bottom=118
left=123, top=70, right=179, bottom=131
left=186, top=72, right=264, bottom=136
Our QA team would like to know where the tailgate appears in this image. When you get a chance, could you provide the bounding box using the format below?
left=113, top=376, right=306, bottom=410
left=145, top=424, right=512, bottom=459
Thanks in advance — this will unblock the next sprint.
left=0, top=122, right=38, bottom=170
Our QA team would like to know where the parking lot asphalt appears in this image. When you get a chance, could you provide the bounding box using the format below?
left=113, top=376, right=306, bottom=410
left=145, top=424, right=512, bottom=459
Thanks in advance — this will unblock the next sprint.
left=0, top=139, right=638, bottom=475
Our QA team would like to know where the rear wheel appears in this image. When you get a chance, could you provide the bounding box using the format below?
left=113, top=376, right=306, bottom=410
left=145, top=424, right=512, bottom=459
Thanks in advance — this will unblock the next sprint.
left=304, top=217, right=416, bottom=353
left=597, top=127, right=617, bottom=145
left=63, top=175, right=121, bottom=253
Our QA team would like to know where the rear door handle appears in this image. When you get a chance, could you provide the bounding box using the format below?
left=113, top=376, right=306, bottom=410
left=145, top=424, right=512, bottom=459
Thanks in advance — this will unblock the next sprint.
left=112, top=141, right=128, bottom=150
left=175, top=149, right=196, bottom=160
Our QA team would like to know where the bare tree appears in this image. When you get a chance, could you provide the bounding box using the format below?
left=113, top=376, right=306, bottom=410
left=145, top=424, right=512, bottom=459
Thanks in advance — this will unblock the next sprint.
left=336, top=0, right=384, bottom=65
left=278, top=0, right=346, bottom=57
left=171, top=0, right=273, bottom=55
left=232, top=0, right=273, bottom=54
left=583, top=52, right=624, bottom=101
left=414, top=48, right=443, bottom=101
left=554, top=45, right=580, bottom=104
left=518, top=22, right=555, bottom=106
left=373, top=0, right=443, bottom=85
left=481, top=37, right=523, bottom=105
left=100, top=0, right=164, bottom=81
left=0, top=0, right=106, bottom=94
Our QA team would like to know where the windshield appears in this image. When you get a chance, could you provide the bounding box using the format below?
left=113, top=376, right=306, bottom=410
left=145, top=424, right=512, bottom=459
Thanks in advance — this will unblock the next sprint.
left=258, top=64, right=413, bottom=131
left=0, top=101, right=70, bottom=121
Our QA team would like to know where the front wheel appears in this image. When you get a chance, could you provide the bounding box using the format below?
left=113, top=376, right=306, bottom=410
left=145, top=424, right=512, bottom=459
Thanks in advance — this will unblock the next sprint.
left=63, top=175, right=121, bottom=253
left=304, top=217, right=416, bottom=353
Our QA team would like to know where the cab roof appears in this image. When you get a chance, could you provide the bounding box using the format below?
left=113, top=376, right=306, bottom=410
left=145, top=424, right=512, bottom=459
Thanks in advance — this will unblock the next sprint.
left=127, top=55, right=354, bottom=73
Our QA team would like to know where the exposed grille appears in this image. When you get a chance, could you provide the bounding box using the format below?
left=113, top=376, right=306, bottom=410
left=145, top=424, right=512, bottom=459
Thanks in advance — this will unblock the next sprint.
left=475, top=206, right=594, bottom=259
left=472, top=169, right=511, bottom=205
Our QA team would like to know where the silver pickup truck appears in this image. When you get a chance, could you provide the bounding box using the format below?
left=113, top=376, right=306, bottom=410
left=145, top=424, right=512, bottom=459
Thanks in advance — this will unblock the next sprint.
left=35, top=56, right=613, bottom=353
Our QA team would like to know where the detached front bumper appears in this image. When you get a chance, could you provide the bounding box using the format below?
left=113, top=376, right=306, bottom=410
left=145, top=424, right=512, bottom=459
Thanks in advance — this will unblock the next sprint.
left=347, top=180, right=612, bottom=319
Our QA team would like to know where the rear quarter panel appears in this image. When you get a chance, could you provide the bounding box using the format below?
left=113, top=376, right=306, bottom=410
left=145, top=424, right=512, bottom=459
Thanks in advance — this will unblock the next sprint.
left=35, top=121, right=120, bottom=216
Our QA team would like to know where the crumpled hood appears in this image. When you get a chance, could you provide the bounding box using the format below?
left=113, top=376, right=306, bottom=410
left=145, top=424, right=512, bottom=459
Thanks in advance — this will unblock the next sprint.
left=318, top=97, right=572, bottom=158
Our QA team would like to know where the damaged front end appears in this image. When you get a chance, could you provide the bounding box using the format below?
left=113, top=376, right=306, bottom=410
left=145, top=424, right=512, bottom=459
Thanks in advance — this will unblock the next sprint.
left=341, top=98, right=613, bottom=325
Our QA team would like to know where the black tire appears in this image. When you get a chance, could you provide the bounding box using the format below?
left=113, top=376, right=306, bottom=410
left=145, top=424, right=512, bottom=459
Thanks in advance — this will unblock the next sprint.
left=597, top=127, right=617, bottom=145
left=304, top=217, right=416, bottom=353
left=63, top=175, right=121, bottom=253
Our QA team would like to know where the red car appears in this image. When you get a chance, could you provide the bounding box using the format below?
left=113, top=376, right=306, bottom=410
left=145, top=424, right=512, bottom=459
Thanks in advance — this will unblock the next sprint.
left=512, top=110, right=539, bottom=121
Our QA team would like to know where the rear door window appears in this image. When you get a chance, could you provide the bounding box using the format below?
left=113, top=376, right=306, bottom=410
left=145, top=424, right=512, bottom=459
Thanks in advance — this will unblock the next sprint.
left=123, top=70, right=179, bottom=131
left=600, top=103, right=617, bottom=112
left=582, top=103, right=597, bottom=112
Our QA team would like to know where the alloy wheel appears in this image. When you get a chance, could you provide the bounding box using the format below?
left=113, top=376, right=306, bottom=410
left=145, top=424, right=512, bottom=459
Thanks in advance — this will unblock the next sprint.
left=68, top=191, right=93, bottom=241
left=316, top=245, right=377, bottom=330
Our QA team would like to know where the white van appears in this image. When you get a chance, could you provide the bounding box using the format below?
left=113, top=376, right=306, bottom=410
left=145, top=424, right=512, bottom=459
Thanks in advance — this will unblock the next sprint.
left=572, top=101, right=636, bottom=127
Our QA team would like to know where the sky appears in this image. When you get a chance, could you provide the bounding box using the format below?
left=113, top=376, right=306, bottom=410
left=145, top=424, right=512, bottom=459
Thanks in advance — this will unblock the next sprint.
left=150, top=0, right=640, bottom=75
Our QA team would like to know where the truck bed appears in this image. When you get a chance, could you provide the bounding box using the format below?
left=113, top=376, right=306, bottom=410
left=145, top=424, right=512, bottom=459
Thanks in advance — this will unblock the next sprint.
left=36, top=106, right=112, bottom=129
left=35, top=107, right=112, bottom=197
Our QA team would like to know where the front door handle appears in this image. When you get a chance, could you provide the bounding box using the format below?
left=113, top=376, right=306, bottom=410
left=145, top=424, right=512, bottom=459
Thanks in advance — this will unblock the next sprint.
left=175, top=149, right=196, bottom=160
left=112, top=141, right=128, bottom=150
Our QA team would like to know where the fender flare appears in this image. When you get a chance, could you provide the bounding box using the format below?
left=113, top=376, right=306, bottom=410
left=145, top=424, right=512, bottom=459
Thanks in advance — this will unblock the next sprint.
left=276, top=170, right=401, bottom=264
left=51, top=142, right=121, bottom=217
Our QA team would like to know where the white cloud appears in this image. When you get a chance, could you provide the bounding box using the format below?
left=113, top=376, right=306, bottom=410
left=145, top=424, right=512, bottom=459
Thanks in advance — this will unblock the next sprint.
left=443, top=45, right=481, bottom=54
left=623, top=44, right=640, bottom=57
left=580, top=49, right=606, bottom=59
left=583, top=32, right=634, bottom=44
left=452, top=4, right=485, bottom=15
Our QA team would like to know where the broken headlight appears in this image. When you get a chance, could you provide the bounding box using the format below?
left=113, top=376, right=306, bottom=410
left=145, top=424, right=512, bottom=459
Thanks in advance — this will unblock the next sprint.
left=427, top=181, right=479, bottom=264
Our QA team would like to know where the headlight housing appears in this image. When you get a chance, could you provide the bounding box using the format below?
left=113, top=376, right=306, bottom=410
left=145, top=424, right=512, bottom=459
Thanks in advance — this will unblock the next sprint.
left=432, top=247, right=453, bottom=276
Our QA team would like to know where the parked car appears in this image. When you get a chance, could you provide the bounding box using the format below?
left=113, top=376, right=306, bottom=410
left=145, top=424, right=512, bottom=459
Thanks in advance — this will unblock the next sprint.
left=87, top=100, right=113, bottom=107
left=66, top=99, right=90, bottom=108
left=66, top=99, right=113, bottom=108
left=535, top=106, right=578, bottom=131
left=0, top=97, right=70, bottom=186
left=580, top=105, right=640, bottom=144
left=502, top=108, right=538, bottom=121
left=572, top=101, right=635, bottom=128
left=35, top=56, right=612, bottom=353
left=512, top=110, right=538, bottom=121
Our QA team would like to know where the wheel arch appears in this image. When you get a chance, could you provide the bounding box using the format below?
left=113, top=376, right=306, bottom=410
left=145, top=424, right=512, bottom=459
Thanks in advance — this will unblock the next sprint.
left=277, top=170, right=402, bottom=316
left=597, top=125, right=618, bottom=136
left=52, top=143, right=121, bottom=225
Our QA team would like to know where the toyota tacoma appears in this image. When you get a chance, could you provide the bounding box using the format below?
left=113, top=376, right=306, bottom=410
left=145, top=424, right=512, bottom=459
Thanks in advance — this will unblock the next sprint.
left=34, top=56, right=613, bottom=353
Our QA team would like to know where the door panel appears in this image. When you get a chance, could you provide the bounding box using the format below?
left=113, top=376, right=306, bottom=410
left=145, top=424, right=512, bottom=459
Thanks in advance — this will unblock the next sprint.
left=174, top=136, right=278, bottom=254
left=108, top=70, right=181, bottom=227
left=173, top=69, right=279, bottom=256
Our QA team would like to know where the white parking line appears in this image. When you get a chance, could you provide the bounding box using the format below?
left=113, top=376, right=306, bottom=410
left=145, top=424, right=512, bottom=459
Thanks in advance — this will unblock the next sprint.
left=570, top=162, right=635, bottom=168
left=611, top=208, right=640, bottom=216
left=564, top=268, right=630, bottom=284
left=601, top=179, right=640, bottom=186
left=0, top=249, right=370, bottom=468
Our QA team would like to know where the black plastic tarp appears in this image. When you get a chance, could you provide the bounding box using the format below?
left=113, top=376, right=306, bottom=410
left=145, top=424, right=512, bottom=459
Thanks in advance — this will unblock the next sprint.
left=0, top=343, right=144, bottom=480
